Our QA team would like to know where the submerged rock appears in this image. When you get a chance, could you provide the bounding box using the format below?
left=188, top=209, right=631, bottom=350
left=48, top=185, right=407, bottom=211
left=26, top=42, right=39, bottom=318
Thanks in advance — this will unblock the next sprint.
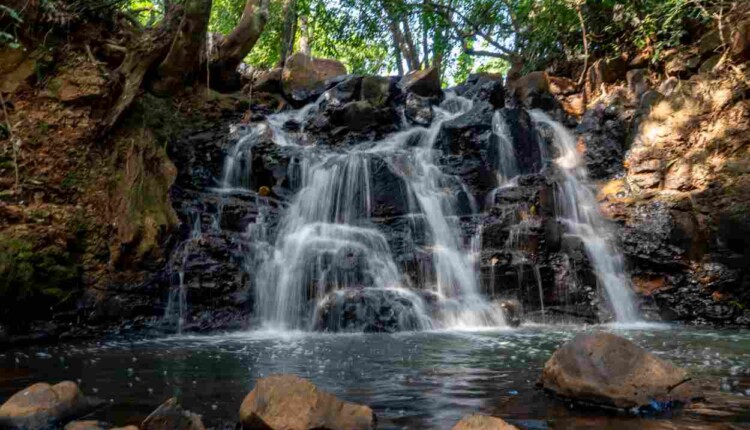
left=0, top=381, right=101, bottom=430
left=141, top=398, right=204, bottom=430
left=64, top=421, right=110, bottom=430
left=451, top=415, right=518, bottom=430
left=239, top=374, right=376, bottom=430
left=539, top=332, right=701, bottom=410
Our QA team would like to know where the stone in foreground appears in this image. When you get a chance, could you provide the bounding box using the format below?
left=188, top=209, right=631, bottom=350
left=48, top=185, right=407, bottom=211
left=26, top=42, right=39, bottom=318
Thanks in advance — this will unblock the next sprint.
left=539, top=332, right=701, bottom=409
left=0, top=381, right=100, bottom=430
left=240, top=374, right=376, bottom=430
left=141, top=398, right=204, bottom=430
left=451, top=415, right=518, bottom=430
left=63, top=421, right=110, bottom=430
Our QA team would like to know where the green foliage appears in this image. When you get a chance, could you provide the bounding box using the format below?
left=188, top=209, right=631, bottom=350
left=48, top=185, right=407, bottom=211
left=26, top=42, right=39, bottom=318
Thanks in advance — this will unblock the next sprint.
left=115, top=0, right=719, bottom=82
left=0, top=4, right=23, bottom=49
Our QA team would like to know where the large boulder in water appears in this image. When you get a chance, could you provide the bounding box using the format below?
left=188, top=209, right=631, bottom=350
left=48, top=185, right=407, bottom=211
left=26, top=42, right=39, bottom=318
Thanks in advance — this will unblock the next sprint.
left=0, top=381, right=101, bottom=430
left=451, top=415, right=518, bottom=430
left=539, top=332, right=701, bottom=410
left=313, top=288, right=433, bottom=333
left=282, top=53, right=347, bottom=105
left=239, top=374, right=376, bottom=430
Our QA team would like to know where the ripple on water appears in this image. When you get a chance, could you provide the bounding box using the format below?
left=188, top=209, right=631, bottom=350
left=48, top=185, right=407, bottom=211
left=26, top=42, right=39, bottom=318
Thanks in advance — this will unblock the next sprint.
left=1, top=325, right=749, bottom=429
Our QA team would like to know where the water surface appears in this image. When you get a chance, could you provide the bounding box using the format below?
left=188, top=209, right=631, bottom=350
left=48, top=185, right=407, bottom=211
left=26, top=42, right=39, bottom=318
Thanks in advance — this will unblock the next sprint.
left=2, top=325, right=749, bottom=429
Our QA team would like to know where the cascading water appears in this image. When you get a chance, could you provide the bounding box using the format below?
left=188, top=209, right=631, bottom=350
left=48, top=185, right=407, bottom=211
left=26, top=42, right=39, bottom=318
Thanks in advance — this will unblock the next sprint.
left=491, top=111, right=519, bottom=185
left=222, top=92, right=506, bottom=331
left=529, top=110, right=639, bottom=323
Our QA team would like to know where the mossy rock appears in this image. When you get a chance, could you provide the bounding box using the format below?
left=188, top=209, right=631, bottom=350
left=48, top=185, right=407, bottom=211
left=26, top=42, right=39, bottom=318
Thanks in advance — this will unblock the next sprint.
left=0, top=232, right=82, bottom=328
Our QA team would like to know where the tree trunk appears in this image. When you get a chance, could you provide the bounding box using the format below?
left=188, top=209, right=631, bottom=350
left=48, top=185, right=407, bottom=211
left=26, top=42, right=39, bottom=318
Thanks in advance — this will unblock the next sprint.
left=400, top=18, right=421, bottom=71
left=212, top=0, right=270, bottom=73
left=100, top=4, right=183, bottom=135
left=298, top=14, right=311, bottom=55
left=150, top=0, right=213, bottom=96
left=393, top=37, right=404, bottom=75
left=278, top=0, right=297, bottom=66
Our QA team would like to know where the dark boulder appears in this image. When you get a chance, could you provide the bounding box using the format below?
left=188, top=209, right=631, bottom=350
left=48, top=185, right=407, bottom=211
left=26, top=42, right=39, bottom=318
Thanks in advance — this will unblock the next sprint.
left=462, top=73, right=505, bottom=109
left=436, top=101, right=497, bottom=203
left=313, top=288, right=433, bottom=332
left=404, top=92, right=433, bottom=126
left=576, top=103, right=627, bottom=180
left=399, top=67, right=441, bottom=98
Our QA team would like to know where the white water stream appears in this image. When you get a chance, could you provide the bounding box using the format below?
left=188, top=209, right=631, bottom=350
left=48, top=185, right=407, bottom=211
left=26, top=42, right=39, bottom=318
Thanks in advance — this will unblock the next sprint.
left=529, top=110, right=639, bottom=323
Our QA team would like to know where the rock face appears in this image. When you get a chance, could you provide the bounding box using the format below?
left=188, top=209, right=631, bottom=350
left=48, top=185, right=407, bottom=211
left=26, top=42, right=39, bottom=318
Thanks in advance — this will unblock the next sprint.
left=239, top=375, right=376, bottom=430
left=539, top=332, right=701, bottom=409
left=451, top=415, right=518, bottom=430
left=141, top=398, right=204, bottom=430
left=399, top=67, right=441, bottom=97
left=282, top=53, right=347, bottom=105
left=0, top=381, right=100, bottom=430
left=314, top=288, right=434, bottom=332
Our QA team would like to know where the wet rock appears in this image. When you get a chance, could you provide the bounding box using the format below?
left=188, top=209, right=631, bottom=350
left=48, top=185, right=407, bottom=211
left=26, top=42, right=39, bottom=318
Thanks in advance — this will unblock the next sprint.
left=576, top=103, right=626, bottom=180
left=435, top=101, right=497, bottom=202
left=620, top=200, right=706, bottom=269
left=239, top=374, right=376, bottom=430
left=497, top=300, right=522, bottom=328
left=539, top=332, right=701, bottom=410
left=360, top=76, right=392, bottom=107
left=404, top=92, right=433, bottom=126
left=322, top=76, right=362, bottom=109
left=252, top=68, right=283, bottom=94
left=451, top=414, right=518, bottom=430
left=499, top=108, right=544, bottom=175
left=282, top=53, right=347, bottom=105
left=462, top=73, right=505, bottom=109
left=510, top=71, right=550, bottom=107
left=141, top=398, right=204, bottom=430
left=0, top=381, right=101, bottom=430
left=399, top=67, right=441, bottom=98
left=64, top=421, right=110, bottom=430
left=314, top=288, right=433, bottom=332
left=369, top=156, right=410, bottom=218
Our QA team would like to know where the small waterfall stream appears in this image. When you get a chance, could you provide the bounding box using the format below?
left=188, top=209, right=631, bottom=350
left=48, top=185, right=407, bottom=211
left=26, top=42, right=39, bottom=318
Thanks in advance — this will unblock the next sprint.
left=529, top=110, right=639, bottom=323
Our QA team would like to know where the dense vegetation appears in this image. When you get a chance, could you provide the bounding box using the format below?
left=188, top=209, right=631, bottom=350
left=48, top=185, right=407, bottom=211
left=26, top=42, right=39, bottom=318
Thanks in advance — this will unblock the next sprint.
left=0, top=0, right=737, bottom=86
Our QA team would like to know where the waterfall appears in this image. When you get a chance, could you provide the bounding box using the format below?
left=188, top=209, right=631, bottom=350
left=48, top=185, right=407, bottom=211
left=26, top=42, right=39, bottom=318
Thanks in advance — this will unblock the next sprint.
left=529, top=110, right=639, bottom=323
left=492, top=111, right=519, bottom=184
left=222, top=92, right=507, bottom=331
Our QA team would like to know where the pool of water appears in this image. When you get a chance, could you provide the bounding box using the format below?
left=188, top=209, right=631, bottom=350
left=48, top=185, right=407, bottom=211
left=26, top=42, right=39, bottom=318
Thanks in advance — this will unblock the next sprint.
left=2, top=325, right=750, bottom=429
